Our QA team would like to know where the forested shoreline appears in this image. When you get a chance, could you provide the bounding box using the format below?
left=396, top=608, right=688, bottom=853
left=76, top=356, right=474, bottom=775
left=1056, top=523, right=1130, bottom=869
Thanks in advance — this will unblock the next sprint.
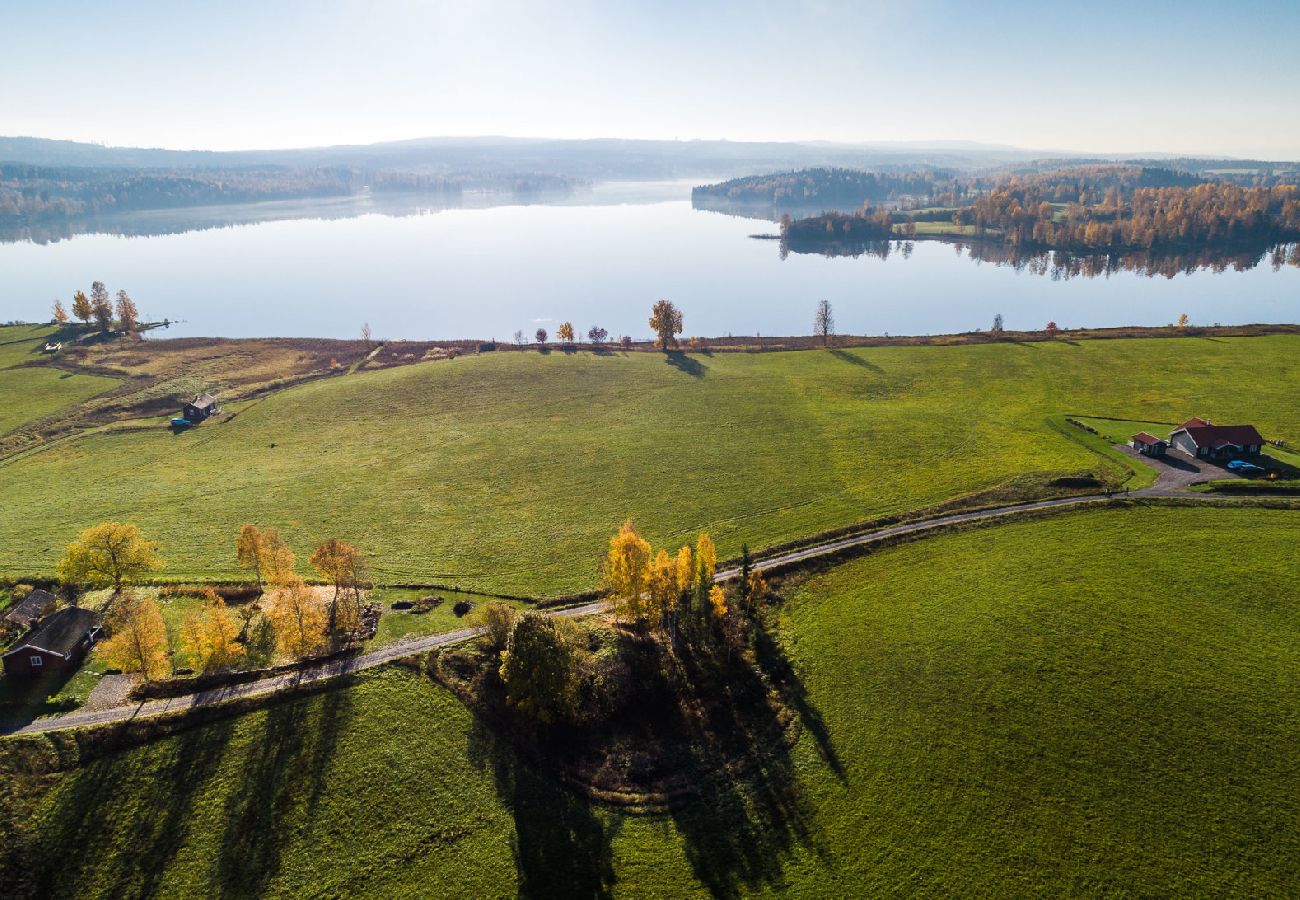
left=0, top=164, right=580, bottom=227
left=769, top=166, right=1300, bottom=258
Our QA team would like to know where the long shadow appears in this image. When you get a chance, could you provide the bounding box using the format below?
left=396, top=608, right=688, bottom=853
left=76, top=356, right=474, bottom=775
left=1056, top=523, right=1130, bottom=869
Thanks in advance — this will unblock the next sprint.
left=663, top=351, right=707, bottom=378
left=216, top=683, right=355, bottom=897
left=660, top=634, right=826, bottom=898
left=468, top=718, right=618, bottom=899
left=751, top=624, right=844, bottom=779
left=828, top=348, right=882, bottom=373
left=28, top=716, right=236, bottom=898
left=0, top=667, right=82, bottom=734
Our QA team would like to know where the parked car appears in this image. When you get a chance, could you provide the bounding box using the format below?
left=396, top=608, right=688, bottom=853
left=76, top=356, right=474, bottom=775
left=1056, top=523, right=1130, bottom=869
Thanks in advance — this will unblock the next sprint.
left=1226, top=459, right=1264, bottom=473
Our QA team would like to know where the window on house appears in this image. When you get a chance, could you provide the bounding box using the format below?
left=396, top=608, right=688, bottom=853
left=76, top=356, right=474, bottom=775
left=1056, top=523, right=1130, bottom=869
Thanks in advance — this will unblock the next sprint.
left=30, top=655, right=44, bottom=667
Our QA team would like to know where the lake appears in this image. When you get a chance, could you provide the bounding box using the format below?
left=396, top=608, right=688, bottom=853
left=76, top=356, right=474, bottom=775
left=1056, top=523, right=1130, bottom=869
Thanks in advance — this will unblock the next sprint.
left=3, top=182, right=1298, bottom=340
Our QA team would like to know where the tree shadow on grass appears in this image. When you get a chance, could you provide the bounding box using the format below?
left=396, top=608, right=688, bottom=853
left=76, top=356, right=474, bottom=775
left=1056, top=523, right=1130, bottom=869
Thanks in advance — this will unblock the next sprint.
left=468, top=718, right=619, bottom=899
left=663, top=351, right=707, bottom=378
left=29, top=717, right=236, bottom=899
left=216, top=683, right=355, bottom=898
left=828, top=348, right=883, bottom=373
left=658, top=634, right=828, bottom=899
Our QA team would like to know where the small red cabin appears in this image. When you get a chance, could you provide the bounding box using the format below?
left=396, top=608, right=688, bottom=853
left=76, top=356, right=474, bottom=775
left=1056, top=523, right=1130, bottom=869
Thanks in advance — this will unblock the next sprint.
left=2, top=607, right=102, bottom=676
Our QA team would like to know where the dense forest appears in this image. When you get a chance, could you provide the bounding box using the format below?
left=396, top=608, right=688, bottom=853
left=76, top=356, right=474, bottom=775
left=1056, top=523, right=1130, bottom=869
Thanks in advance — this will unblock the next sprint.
left=693, top=167, right=968, bottom=209
left=775, top=165, right=1300, bottom=257
left=954, top=181, right=1300, bottom=251
left=0, top=164, right=580, bottom=227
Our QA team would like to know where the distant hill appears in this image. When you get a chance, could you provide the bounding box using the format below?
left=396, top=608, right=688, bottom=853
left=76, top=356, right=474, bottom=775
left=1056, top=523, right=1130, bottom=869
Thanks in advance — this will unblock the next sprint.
left=0, top=135, right=1082, bottom=178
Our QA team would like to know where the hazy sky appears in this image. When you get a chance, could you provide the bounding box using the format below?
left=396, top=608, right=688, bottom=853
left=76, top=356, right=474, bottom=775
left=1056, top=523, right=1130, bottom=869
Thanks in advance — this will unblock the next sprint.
left=4, top=0, right=1299, bottom=157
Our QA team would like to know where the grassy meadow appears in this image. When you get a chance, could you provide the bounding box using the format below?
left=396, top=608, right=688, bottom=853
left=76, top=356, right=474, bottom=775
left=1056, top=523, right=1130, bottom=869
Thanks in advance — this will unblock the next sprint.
left=0, top=333, right=1298, bottom=594
left=5, top=504, right=1298, bottom=896
left=0, top=326, right=117, bottom=435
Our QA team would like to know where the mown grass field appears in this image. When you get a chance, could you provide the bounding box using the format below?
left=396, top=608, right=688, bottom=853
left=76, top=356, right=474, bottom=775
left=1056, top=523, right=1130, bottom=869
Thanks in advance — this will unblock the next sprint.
left=4, top=504, right=1298, bottom=897
left=0, top=326, right=117, bottom=435
left=1, top=334, right=1298, bottom=594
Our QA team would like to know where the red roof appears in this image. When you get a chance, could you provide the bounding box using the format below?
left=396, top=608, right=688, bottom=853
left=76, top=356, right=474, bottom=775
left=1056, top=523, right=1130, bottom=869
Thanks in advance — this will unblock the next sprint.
left=1132, top=432, right=1166, bottom=446
left=1172, top=423, right=1264, bottom=449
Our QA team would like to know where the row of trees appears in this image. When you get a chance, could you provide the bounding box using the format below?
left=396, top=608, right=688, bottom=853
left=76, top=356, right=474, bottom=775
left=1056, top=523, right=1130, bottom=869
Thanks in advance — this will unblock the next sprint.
left=51, top=281, right=140, bottom=332
left=55, top=521, right=369, bottom=679
left=955, top=182, right=1300, bottom=252
left=516, top=325, right=625, bottom=348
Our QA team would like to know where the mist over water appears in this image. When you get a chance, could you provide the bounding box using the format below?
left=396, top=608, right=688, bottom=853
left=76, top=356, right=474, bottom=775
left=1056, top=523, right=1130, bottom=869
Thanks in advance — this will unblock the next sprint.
left=3, top=183, right=1297, bottom=340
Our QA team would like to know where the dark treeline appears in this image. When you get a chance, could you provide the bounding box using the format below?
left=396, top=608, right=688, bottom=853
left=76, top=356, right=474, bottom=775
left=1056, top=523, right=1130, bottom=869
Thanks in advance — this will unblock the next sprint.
left=693, top=167, right=969, bottom=209
left=779, top=208, right=895, bottom=249
left=0, top=164, right=581, bottom=226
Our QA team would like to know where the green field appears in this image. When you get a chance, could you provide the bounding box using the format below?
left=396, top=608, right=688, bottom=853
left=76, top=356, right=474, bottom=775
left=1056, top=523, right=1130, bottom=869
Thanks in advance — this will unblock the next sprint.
left=0, top=326, right=117, bottom=435
left=1, top=335, right=1298, bottom=594
left=5, top=505, right=1298, bottom=896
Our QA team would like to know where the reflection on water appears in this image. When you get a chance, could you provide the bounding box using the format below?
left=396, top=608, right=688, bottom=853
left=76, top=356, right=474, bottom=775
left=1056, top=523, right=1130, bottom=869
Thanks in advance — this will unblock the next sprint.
left=696, top=195, right=1300, bottom=280
left=3, top=186, right=1298, bottom=340
left=777, top=235, right=1300, bottom=279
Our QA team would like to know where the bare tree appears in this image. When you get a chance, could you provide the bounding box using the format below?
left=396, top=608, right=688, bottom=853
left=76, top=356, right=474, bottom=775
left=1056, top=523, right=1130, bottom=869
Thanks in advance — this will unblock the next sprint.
left=513, top=329, right=525, bottom=346
left=360, top=322, right=373, bottom=350
left=587, top=326, right=608, bottom=345
left=991, top=313, right=1004, bottom=335
left=620, top=335, right=632, bottom=350
left=813, top=299, right=834, bottom=347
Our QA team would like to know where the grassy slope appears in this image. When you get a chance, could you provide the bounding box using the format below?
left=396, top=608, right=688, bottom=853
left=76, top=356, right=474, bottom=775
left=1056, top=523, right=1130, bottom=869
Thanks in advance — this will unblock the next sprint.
left=1, top=336, right=1298, bottom=594
left=0, top=325, right=117, bottom=435
left=8, top=506, right=1299, bottom=896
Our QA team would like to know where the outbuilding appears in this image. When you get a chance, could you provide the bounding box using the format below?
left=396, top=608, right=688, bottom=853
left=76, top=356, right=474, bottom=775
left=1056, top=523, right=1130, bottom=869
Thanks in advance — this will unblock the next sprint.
left=2, top=588, right=59, bottom=630
left=2, top=607, right=102, bottom=676
left=1131, top=433, right=1168, bottom=457
left=1169, top=418, right=1265, bottom=460
left=182, top=393, right=220, bottom=422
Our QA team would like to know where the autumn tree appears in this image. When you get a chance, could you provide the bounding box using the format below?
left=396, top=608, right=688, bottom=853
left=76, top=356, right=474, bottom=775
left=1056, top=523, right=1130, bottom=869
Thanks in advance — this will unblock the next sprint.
left=90, top=281, right=113, bottom=331
left=115, top=290, right=140, bottom=333
left=266, top=577, right=327, bottom=658
left=556, top=321, right=575, bottom=344
left=648, top=299, right=684, bottom=351
left=71, top=290, right=93, bottom=324
left=98, top=593, right=170, bottom=680
left=499, top=612, right=580, bottom=723
left=262, top=529, right=297, bottom=585
left=180, top=594, right=246, bottom=673
left=1177, top=312, right=1190, bottom=328
left=814, top=299, right=835, bottom=346
left=235, top=525, right=296, bottom=589
left=587, top=326, right=608, bottom=345
left=604, top=520, right=652, bottom=623
left=236, top=525, right=266, bottom=591
left=646, top=548, right=679, bottom=632
left=477, top=601, right=517, bottom=653
left=535, top=327, right=548, bottom=345
left=52, top=298, right=69, bottom=324
left=310, top=538, right=367, bottom=639
left=1045, top=320, right=1059, bottom=337
left=57, top=522, right=163, bottom=595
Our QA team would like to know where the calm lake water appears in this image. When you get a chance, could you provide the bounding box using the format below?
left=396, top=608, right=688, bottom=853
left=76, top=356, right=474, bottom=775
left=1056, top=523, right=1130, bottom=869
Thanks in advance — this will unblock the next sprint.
left=3, top=182, right=1298, bottom=340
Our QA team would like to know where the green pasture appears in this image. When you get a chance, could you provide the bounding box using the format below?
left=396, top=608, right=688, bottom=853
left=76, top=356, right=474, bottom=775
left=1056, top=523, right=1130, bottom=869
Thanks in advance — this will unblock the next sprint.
left=0, top=335, right=1297, bottom=595
left=5, top=505, right=1298, bottom=896
left=0, top=326, right=117, bottom=435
